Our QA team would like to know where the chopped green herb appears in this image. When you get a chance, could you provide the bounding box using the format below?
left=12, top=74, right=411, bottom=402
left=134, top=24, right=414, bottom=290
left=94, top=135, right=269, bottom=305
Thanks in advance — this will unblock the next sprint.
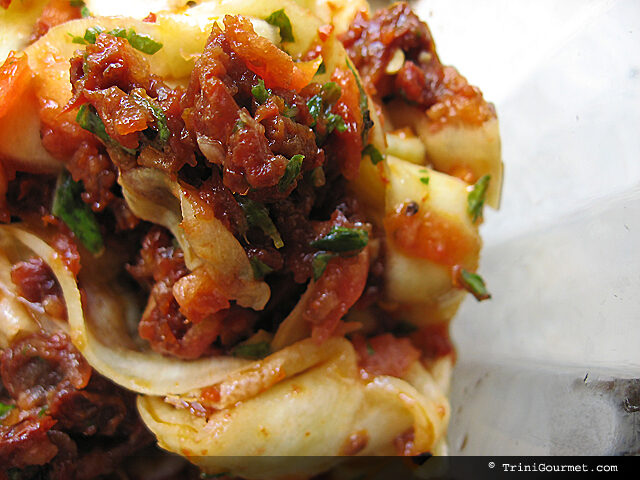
left=265, top=9, right=294, bottom=43
left=233, top=118, right=245, bottom=133
left=315, top=61, right=326, bottom=75
left=125, top=30, right=163, bottom=55
left=233, top=342, right=271, bottom=359
left=131, top=91, right=170, bottom=144
left=467, top=174, right=491, bottom=223
left=420, top=176, right=430, bottom=185
left=69, top=0, right=84, bottom=6
left=81, top=6, right=91, bottom=17
left=346, top=59, right=373, bottom=142
left=306, top=94, right=323, bottom=124
left=366, top=341, right=375, bottom=355
left=251, top=79, right=271, bottom=104
left=307, top=82, right=346, bottom=138
left=325, top=113, right=347, bottom=134
left=69, top=25, right=103, bottom=45
left=362, top=144, right=384, bottom=165
left=459, top=269, right=491, bottom=301
left=321, top=82, right=342, bottom=105
left=52, top=171, right=104, bottom=254
left=0, top=401, right=14, bottom=419
left=69, top=27, right=162, bottom=54
left=108, top=28, right=163, bottom=54
left=278, top=154, right=304, bottom=192
left=311, top=226, right=368, bottom=253
left=236, top=197, right=284, bottom=249
left=250, top=257, right=273, bottom=280
left=69, top=35, right=86, bottom=45
left=76, top=104, right=137, bottom=155
left=311, top=251, right=337, bottom=280
left=38, top=406, right=47, bottom=417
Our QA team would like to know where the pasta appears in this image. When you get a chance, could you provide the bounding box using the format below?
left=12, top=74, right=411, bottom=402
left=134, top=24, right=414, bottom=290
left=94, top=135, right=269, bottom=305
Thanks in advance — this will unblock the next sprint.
left=0, top=0, right=502, bottom=478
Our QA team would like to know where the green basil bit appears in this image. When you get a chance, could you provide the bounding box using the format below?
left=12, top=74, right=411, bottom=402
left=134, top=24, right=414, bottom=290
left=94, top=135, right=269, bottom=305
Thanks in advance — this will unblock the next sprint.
left=420, top=176, right=430, bottom=185
left=346, top=59, right=373, bottom=141
left=125, top=30, right=163, bottom=55
left=366, top=340, right=375, bottom=355
left=311, top=226, right=368, bottom=253
left=467, top=174, right=491, bottom=223
left=69, top=0, right=84, bottom=6
left=251, top=79, right=271, bottom=104
left=250, top=257, right=273, bottom=280
left=265, top=9, right=294, bottom=43
left=311, top=251, right=337, bottom=280
left=459, top=269, right=491, bottom=301
left=81, top=6, right=91, bottom=17
left=52, top=171, right=104, bottom=254
left=38, top=406, right=47, bottom=417
left=84, top=26, right=104, bottom=44
left=236, top=197, right=284, bottom=249
left=325, top=113, right=347, bottom=134
left=321, top=82, right=341, bottom=105
left=131, top=92, right=170, bottom=144
left=76, top=104, right=137, bottom=155
left=306, top=94, right=322, bottom=123
left=69, top=33, right=87, bottom=45
left=277, top=154, right=304, bottom=192
left=70, top=27, right=162, bottom=54
left=0, top=401, right=14, bottom=419
left=233, top=341, right=271, bottom=359
left=233, top=118, right=246, bottom=133
left=68, top=26, right=102, bottom=45
left=362, top=144, right=383, bottom=165
left=307, top=82, right=346, bottom=137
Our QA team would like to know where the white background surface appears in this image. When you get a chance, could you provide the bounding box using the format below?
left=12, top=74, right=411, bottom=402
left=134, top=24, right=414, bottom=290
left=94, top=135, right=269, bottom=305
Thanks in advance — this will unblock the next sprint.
left=408, top=0, right=640, bottom=454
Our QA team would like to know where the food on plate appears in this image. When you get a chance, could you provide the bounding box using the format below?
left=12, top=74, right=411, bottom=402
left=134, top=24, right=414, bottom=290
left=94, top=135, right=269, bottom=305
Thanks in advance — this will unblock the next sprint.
left=0, top=0, right=502, bottom=478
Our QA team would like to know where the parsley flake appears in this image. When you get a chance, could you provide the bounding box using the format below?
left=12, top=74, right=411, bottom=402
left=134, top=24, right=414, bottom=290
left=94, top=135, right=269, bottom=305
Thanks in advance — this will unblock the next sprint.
left=52, top=171, right=104, bottom=254
left=250, top=258, right=273, bottom=280
left=236, top=197, right=283, bottom=249
left=459, top=269, right=491, bottom=301
left=311, top=226, right=368, bottom=253
left=251, top=79, right=271, bottom=104
left=76, top=104, right=136, bottom=155
left=278, top=154, right=304, bottom=192
left=362, top=144, right=384, bottom=165
left=265, top=9, right=294, bottom=43
left=467, top=174, right=491, bottom=223
left=311, top=251, right=337, bottom=280
left=0, top=402, right=14, bottom=419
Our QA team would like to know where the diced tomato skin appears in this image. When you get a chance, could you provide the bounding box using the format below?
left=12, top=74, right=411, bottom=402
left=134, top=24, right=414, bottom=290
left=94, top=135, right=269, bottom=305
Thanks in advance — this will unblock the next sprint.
left=384, top=208, right=479, bottom=267
left=0, top=52, right=32, bottom=120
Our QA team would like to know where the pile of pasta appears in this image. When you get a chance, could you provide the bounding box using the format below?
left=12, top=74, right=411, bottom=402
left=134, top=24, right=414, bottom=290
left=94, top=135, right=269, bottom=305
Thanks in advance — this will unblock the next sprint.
left=0, top=0, right=502, bottom=478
